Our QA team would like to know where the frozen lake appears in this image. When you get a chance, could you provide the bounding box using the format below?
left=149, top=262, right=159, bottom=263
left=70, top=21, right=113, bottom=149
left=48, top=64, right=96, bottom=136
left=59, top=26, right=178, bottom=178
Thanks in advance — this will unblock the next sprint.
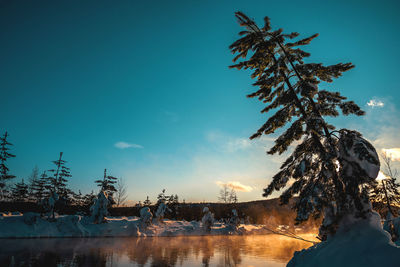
left=0, top=234, right=315, bottom=266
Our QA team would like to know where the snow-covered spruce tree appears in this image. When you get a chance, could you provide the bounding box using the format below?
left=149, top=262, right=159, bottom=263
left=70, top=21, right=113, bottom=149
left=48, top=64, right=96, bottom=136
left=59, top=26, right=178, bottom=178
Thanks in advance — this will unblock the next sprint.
left=202, top=207, right=214, bottom=232
left=139, top=206, right=153, bottom=228
left=155, top=202, right=169, bottom=223
left=90, top=191, right=109, bottom=224
left=370, top=153, right=400, bottom=216
left=11, top=179, right=29, bottom=202
left=44, top=191, right=59, bottom=220
left=156, top=189, right=169, bottom=204
left=95, top=168, right=117, bottom=205
left=48, top=152, right=72, bottom=202
left=167, top=194, right=179, bottom=219
left=230, top=12, right=379, bottom=239
left=229, top=209, right=240, bottom=229
left=0, top=131, right=16, bottom=199
left=143, top=196, right=152, bottom=206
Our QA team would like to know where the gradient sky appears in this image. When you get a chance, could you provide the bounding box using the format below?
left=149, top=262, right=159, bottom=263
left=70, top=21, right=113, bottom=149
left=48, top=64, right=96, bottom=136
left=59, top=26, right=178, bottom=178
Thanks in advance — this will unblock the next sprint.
left=1, top=0, right=400, bottom=203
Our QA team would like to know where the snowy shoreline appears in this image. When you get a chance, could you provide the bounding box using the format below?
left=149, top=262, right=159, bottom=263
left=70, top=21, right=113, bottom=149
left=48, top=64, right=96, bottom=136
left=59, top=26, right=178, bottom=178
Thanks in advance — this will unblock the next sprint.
left=0, top=212, right=283, bottom=239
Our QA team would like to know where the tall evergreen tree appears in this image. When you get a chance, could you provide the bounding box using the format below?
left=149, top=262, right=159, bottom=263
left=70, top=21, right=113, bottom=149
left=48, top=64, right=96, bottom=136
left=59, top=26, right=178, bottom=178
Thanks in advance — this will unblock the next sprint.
left=11, top=179, right=28, bottom=202
left=95, top=169, right=118, bottom=204
left=48, top=152, right=72, bottom=201
left=229, top=12, right=379, bottom=239
left=370, top=153, right=400, bottom=216
left=0, top=131, right=16, bottom=199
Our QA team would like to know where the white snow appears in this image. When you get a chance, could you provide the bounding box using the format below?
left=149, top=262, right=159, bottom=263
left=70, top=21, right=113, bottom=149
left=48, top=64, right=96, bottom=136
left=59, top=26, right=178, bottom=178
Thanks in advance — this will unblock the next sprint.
left=155, top=202, right=169, bottom=222
left=288, top=211, right=400, bottom=267
left=339, top=133, right=380, bottom=179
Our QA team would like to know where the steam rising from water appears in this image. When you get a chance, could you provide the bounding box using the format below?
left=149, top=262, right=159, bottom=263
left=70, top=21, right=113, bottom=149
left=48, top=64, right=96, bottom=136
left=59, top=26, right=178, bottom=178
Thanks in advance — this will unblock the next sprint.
left=1, top=235, right=316, bottom=266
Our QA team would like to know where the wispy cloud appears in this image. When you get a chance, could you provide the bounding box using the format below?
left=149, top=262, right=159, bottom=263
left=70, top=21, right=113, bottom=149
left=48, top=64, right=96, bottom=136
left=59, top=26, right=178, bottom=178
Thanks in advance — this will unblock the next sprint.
left=367, top=99, right=384, bottom=108
left=206, top=130, right=274, bottom=153
left=216, top=181, right=253, bottom=192
left=114, top=141, right=143, bottom=149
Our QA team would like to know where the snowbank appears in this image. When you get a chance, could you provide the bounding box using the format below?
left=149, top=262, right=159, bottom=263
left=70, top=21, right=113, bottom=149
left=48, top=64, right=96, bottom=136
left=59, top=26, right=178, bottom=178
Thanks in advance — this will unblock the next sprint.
left=288, top=211, right=400, bottom=267
left=0, top=212, right=276, bottom=238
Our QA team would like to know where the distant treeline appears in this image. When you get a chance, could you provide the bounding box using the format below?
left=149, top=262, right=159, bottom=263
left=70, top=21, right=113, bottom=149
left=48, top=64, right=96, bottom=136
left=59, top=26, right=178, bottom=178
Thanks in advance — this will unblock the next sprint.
left=0, top=198, right=321, bottom=229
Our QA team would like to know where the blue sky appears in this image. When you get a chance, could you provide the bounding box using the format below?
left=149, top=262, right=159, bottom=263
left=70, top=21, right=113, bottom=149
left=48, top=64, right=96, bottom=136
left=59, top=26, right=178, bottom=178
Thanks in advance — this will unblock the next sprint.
left=1, top=0, right=400, bottom=203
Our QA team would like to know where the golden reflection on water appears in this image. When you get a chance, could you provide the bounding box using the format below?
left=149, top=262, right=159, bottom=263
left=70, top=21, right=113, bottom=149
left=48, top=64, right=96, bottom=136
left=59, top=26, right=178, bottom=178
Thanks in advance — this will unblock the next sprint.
left=0, top=234, right=316, bottom=267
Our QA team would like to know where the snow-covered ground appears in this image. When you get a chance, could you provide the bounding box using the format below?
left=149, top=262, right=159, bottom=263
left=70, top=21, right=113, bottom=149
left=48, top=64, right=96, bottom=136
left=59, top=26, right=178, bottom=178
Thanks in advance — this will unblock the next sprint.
left=0, top=212, right=276, bottom=238
left=287, top=211, right=400, bottom=267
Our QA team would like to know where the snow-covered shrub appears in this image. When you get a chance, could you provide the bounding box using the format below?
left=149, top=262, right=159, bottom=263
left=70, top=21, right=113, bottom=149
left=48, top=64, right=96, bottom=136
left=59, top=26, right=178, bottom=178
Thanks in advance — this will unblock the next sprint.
left=229, top=209, right=240, bottom=229
left=201, top=207, right=214, bottom=232
left=155, top=202, right=169, bottom=223
left=41, top=191, right=59, bottom=220
left=90, top=191, right=109, bottom=224
left=140, top=207, right=153, bottom=227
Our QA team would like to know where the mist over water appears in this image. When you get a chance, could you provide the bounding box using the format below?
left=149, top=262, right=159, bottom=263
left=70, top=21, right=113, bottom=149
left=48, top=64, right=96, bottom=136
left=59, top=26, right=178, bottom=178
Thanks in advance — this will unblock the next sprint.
left=0, top=235, right=316, bottom=267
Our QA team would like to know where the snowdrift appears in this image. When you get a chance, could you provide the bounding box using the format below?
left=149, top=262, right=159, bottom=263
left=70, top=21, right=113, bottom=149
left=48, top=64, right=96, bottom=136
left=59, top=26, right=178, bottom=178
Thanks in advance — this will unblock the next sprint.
left=287, top=211, right=400, bottom=267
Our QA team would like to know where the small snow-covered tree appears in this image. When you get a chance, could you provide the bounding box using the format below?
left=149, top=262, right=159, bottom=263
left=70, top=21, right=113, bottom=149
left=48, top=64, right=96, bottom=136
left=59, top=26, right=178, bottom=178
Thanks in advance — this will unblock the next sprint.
left=95, top=169, right=117, bottom=205
left=0, top=131, right=16, bottom=199
left=42, top=191, right=59, bottom=220
left=90, top=191, right=109, bottom=224
left=139, top=206, right=153, bottom=228
left=202, top=207, right=214, bottom=232
left=11, top=179, right=28, bottom=202
left=230, top=12, right=378, bottom=239
left=156, top=189, right=168, bottom=204
left=229, top=209, right=240, bottom=229
left=143, top=196, right=152, bottom=206
left=155, top=202, right=169, bottom=223
left=168, top=194, right=179, bottom=218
